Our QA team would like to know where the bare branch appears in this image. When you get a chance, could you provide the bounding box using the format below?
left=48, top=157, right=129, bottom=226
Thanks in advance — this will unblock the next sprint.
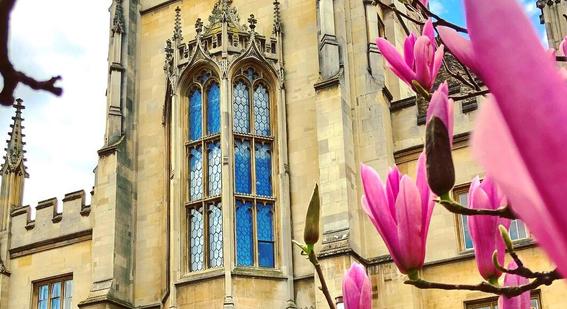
left=437, top=199, right=517, bottom=220
left=0, top=0, right=63, bottom=106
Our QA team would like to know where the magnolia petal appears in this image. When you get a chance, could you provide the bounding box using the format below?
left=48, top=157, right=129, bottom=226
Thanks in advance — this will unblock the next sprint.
left=377, top=38, right=416, bottom=86
left=422, top=19, right=435, bottom=45
left=386, top=166, right=402, bottom=220
left=561, top=36, right=567, bottom=57
left=396, top=176, right=424, bottom=272
left=437, top=26, right=479, bottom=75
left=472, top=100, right=567, bottom=277
left=416, top=152, right=434, bottom=259
left=427, top=82, right=452, bottom=140
left=469, top=188, right=501, bottom=280
left=498, top=262, right=530, bottom=309
left=466, top=0, right=567, bottom=238
left=414, top=36, right=434, bottom=90
left=404, top=34, right=417, bottom=69
left=431, top=45, right=445, bottom=87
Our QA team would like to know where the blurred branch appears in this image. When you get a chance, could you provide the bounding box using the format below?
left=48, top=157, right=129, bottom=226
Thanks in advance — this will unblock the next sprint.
left=437, top=199, right=517, bottom=220
left=0, top=0, right=62, bottom=106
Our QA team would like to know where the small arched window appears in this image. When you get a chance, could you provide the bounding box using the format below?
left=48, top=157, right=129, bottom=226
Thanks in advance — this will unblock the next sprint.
left=233, top=66, right=275, bottom=269
left=186, top=69, right=223, bottom=272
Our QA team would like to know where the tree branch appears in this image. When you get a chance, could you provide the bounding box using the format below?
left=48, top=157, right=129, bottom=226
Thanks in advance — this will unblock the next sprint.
left=308, top=251, right=336, bottom=309
left=413, top=0, right=468, bottom=33
left=405, top=269, right=561, bottom=298
left=438, top=199, right=517, bottom=220
left=0, top=0, right=63, bottom=106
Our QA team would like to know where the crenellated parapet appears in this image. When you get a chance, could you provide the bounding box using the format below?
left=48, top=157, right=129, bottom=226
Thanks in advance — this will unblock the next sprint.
left=9, top=190, right=92, bottom=258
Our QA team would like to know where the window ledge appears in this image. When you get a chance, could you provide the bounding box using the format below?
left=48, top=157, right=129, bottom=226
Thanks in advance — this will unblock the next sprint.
left=175, top=268, right=225, bottom=286
left=232, top=267, right=287, bottom=280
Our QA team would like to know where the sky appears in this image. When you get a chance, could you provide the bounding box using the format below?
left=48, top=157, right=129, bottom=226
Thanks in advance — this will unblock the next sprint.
left=0, top=0, right=547, bottom=208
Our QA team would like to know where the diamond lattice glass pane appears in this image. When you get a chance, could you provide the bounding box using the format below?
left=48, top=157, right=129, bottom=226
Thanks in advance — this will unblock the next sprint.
left=189, top=89, right=202, bottom=141
left=189, top=147, right=203, bottom=201
left=236, top=201, right=253, bottom=266
left=258, top=203, right=274, bottom=268
left=207, top=142, right=222, bottom=196
left=235, top=140, right=251, bottom=194
left=207, top=82, right=221, bottom=135
left=254, top=85, right=270, bottom=136
left=233, top=82, right=250, bottom=133
left=246, top=67, right=258, bottom=82
left=255, top=143, right=272, bottom=196
left=209, top=203, right=224, bottom=268
left=190, top=207, right=205, bottom=271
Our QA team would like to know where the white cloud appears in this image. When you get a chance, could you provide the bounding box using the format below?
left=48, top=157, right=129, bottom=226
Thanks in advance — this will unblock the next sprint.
left=0, top=0, right=111, bottom=207
left=429, top=0, right=447, bottom=15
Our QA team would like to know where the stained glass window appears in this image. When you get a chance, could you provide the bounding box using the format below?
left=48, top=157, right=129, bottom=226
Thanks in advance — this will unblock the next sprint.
left=189, top=147, right=203, bottom=201
left=257, top=203, right=275, bottom=268
left=255, top=143, right=272, bottom=197
left=208, top=142, right=222, bottom=196
left=209, top=203, right=223, bottom=268
left=190, top=207, right=205, bottom=271
left=207, top=82, right=221, bottom=135
left=254, top=85, right=270, bottom=136
left=189, top=89, right=202, bottom=141
left=235, top=140, right=251, bottom=194
left=233, top=82, right=250, bottom=133
left=236, top=201, right=254, bottom=266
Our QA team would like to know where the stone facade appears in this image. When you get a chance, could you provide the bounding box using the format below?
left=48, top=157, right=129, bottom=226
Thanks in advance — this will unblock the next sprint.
left=0, top=0, right=565, bottom=308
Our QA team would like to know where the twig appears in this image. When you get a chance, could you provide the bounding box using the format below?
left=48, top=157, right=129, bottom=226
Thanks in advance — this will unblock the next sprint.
left=449, top=89, right=490, bottom=101
left=438, top=199, right=517, bottom=220
left=309, top=251, right=336, bottom=309
left=0, top=0, right=62, bottom=106
left=413, top=0, right=468, bottom=33
left=375, top=1, right=425, bottom=27
left=406, top=269, right=561, bottom=298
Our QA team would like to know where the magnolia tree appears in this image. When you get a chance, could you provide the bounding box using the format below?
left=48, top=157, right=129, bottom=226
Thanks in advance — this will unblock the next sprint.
left=294, top=0, right=567, bottom=308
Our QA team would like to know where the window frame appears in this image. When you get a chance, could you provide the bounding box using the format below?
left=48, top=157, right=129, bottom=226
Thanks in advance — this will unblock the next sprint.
left=184, top=68, right=224, bottom=274
left=31, top=274, right=73, bottom=309
left=231, top=65, right=278, bottom=270
left=464, top=291, right=542, bottom=309
left=453, top=183, right=531, bottom=253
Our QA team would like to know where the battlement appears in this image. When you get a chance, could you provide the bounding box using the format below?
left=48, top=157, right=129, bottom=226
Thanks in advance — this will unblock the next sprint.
left=9, top=190, right=93, bottom=258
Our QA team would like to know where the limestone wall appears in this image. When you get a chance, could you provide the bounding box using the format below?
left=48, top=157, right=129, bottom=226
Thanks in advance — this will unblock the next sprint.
left=10, top=190, right=92, bottom=254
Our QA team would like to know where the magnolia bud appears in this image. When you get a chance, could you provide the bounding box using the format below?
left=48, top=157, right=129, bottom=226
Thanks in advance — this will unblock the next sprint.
left=499, top=225, right=514, bottom=253
left=304, top=184, right=320, bottom=246
left=426, top=117, right=455, bottom=196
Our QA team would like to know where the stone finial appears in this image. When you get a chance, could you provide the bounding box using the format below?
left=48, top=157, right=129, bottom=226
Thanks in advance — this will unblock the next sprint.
left=112, top=0, right=124, bottom=34
left=273, top=0, right=282, bottom=34
left=195, top=18, right=204, bottom=35
left=1, top=99, right=28, bottom=177
left=248, top=14, right=257, bottom=32
left=173, top=6, right=183, bottom=42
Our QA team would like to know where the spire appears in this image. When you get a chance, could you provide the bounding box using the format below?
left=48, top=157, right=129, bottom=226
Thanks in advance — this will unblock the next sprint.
left=112, top=0, right=125, bottom=35
left=1, top=99, right=28, bottom=177
left=272, top=0, right=282, bottom=35
left=173, top=6, right=183, bottom=42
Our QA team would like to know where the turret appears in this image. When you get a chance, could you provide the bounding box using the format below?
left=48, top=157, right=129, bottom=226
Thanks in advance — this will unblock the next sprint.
left=537, top=0, right=567, bottom=49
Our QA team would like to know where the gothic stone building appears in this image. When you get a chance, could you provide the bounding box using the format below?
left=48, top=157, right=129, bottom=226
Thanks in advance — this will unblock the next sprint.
left=0, top=1, right=566, bottom=308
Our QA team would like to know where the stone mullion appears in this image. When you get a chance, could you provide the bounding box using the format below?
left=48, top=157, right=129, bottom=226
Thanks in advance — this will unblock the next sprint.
left=220, top=72, right=235, bottom=308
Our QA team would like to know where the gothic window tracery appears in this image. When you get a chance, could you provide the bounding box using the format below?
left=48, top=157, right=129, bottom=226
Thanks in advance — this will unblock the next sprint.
left=186, top=68, right=223, bottom=272
left=233, top=66, right=276, bottom=269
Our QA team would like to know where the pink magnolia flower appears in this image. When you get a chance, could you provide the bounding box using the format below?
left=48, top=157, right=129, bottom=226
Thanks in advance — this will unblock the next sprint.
left=426, top=82, right=454, bottom=143
left=342, top=263, right=372, bottom=309
left=467, top=0, right=567, bottom=276
left=437, top=26, right=479, bottom=76
left=377, top=20, right=444, bottom=91
left=498, top=262, right=530, bottom=309
left=361, top=153, right=435, bottom=276
left=468, top=177, right=511, bottom=281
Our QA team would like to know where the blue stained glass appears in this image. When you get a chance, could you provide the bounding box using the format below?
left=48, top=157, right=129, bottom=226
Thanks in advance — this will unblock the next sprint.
left=190, top=207, right=205, bottom=271
left=207, top=82, right=221, bottom=135
left=254, top=85, right=270, bottom=136
left=207, top=142, right=222, bottom=196
left=189, top=89, right=202, bottom=141
left=235, top=140, right=251, bottom=194
left=209, top=203, right=223, bottom=268
left=258, top=203, right=274, bottom=268
left=255, top=143, right=272, bottom=196
left=189, top=147, right=203, bottom=201
left=233, top=82, right=250, bottom=133
left=236, top=201, right=253, bottom=266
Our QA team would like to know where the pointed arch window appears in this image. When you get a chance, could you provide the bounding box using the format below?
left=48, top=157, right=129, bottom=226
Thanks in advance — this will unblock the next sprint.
left=186, top=69, right=223, bottom=272
left=233, top=66, right=276, bottom=268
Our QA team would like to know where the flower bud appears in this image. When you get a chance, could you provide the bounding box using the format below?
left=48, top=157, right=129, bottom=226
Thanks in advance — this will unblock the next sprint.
left=425, top=117, right=455, bottom=196
left=304, top=184, right=320, bottom=246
